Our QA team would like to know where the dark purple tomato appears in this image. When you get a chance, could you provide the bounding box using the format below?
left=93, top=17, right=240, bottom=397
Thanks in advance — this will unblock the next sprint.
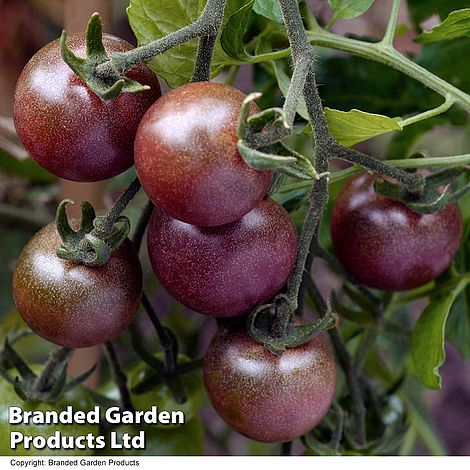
left=13, top=34, right=161, bottom=182
left=203, top=323, right=336, bottom=443
left=12, top=223, right=143, bottom=348
left=147, top=198, right=298, bottom=317
left=331, top=173, right=463, bottom=291
left=134, top=82, right=272, bottom=227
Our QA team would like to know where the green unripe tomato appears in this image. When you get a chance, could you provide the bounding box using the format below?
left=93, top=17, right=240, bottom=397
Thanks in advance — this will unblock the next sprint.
left=129, top=353, right=205, bottom=428
left=0, top=367, right=99, bottom=456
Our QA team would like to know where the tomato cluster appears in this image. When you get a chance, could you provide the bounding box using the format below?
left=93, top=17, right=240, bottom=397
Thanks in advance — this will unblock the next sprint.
left=10, top=29, right=463, bottom=448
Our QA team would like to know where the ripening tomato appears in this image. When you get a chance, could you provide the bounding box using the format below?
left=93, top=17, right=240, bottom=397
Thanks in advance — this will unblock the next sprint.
left=331, top=174, right=462, bottom=291
left=147, top=198, right=298, bottom=317
left=134, top=82, right=272, bottom=227
left=13, top=34, right=161, bottom=182
left=12, top=223, right=143, bottom=348
left=203, top=324, right=336, bottom=443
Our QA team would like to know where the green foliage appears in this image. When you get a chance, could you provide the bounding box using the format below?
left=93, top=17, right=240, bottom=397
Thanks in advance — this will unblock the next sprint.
left=253, top=0, right=283, bottom=24
left=0, top=149, right=56, bottom=183
left=324, top=108, right=402, bottom=147
left=412, top=291, right=458, bottom=389
left=127, top=0, right=205, bottom=88
left=407, top=0, right=470, bottom=30
left=328, top=0, right=375, bottom=20
left=416, top=9, right=470, bottom=43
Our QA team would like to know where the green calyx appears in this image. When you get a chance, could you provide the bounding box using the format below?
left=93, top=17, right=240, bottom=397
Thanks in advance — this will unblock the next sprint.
left=60, top=13, right=149, bottom=100
left=374, top=166, right=470, bottom=214
left=55, top=199, right=130, bottom=267
left=236, top=92, right=319, bottom=180
left=247, top=295, right=337, bottom=355
left=0, top=336, right=94, bottom=403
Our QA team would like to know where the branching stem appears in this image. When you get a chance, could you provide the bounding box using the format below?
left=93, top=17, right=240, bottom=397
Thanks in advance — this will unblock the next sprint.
left=32, top=347, right=72, bottom=396
left=96, top=0, right=227, bottom=77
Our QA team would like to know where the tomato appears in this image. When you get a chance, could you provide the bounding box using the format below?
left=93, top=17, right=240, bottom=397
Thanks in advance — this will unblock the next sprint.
left=129, top=353, right=205, bottom=428
left=134, top=82, right=272, bottom=227
left=12, top=223, right=143, bottom=348
left=147, top=198, right=298, bottom=317
left=0, top=369, right=98, bottom=456
left=203, top=324, right=336, bottom=443
left=97, top=418, right=204, bottom=456
left=331, top=174, right=462, bottom=291
left=13, top=34, right=161, bottom=182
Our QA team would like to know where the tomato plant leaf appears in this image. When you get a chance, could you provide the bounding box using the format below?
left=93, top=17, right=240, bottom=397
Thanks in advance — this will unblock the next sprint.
left=416, top=9, right=470, bottom=43
left=411, top=291, right=457, bottom=389
left=407, top=0, right=470, bottom=31
left=328, top=0, right=375, bottom=20
left=127, top=0, right=204, bottom=88
left=324, top=108, right=403, bottom=147
left=219, top=0, right=255, bottom=61
left=0, top=149, right=56, bottom=183
left=253, top=0, right=283, bottom=24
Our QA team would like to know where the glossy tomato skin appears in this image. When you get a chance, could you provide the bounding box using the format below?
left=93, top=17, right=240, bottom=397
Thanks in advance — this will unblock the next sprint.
left=147, top=198, right=298, bottom=317
left=331, top=174, right=463, bottom=291
left=203, top=324, right=336, bottom=443
left=135, top=82, right=272, bottom=227
left=129, top=353, right=205, bottom=428
left=13, top=34, right=161, bottom=182
left=12, top=223, right=143, bottom=348
left=0, top=369, right=98, bottom=456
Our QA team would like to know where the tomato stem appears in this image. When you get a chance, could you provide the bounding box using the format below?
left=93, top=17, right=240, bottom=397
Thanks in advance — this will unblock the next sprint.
left=131, top=200, right=154, bottom=253
left=141, top=293, right=187, bottom=404
left=105, top=342, right=135, bottom=412
left=31, top=347, right=72, bottom=397
left=96, top=0, right=227, bottom=80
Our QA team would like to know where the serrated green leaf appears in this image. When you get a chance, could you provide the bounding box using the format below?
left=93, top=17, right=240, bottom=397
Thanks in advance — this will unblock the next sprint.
left=127, top=0, right=204, bottom=88
left=128, top=0, right=253, bottom=88
left=328, top=0, right=375, bottom=20
left=253, top=0, right=283, bottom=24
left=416, top=9, right=470, bottom=43
left=324, top=108, right=402, bottom=147
left=220, top=0, right=256, bottom=61
left=412, top=291, right=457, bottom=389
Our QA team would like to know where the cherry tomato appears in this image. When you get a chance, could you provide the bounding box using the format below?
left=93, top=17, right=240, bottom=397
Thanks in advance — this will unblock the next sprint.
left=13, top=34, right=161, bottom=182
left=147, top=198, right=298, bottom=317
left=129, top=353, right=205, bottom=428
left=134, top=82, right=272, bottom=227
left=331, top=174, right=462, bottom=291
left=203, top=324, right=336, bottom=443
left=12, top=223, right=143, bottom=348
left=0, top=369, right=98, bottom=456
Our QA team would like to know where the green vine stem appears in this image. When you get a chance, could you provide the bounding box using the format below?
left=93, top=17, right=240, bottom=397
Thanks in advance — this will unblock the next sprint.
left=141, top=293, right=187, bottom=404
left=244, top=21, right=470, bottom=114
left=380, top=0, right=401, bottom=47
left=31, top=347, right=72, bottom=397
left=96, top=0, right=227, bottom=78
left=92, top=177, right=141, bottom=236
left=278, top=152, right=470, bottom=194
left=131, top=200, right=154, bottom=253
left=307, top=280, right=367, bottom=447
left=192, top=34, right=219, bottom=82
left=105, top=341, right=135, bottom=412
